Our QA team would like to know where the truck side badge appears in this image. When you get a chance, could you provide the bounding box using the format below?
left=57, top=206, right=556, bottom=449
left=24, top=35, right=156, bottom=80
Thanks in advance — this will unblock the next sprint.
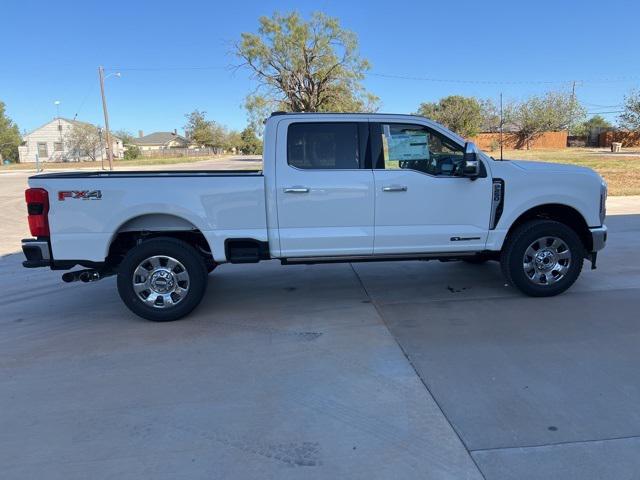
left=58, top=190, right=102, bottom=201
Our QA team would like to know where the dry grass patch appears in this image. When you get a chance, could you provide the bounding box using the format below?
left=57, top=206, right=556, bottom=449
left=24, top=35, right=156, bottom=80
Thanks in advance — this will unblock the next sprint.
left=485, top=148, right=640, bottom=196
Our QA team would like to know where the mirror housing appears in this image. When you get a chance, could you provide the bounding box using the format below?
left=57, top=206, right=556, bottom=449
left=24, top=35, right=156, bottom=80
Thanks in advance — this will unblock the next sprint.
left=461, top=142, right=480, bottom=178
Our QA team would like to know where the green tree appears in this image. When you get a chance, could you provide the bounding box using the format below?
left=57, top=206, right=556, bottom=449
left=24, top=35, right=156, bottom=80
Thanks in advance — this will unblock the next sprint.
left=505, top=91, right=585, bottom=149
left=184, top=110, right=214, bottom=146
left=239, top=126, right=263, bottom=154
left=480, top=99, right=501, bottom=133
left=113, top=129, right=136, bottom=145
left=619, top=89, right=640, bottom=131
left=416, top=96, right=486, bottom=138
left=124, top=145, right=141, bottom=160
left=0, top=101, right=21, bottom=162
left=65, top=123, right=101, bottom=161
left=571, top=115, right=612, bottom=136
left=235, top=11, right=379, bottom=122
left=210, top=122, right=230, bottom=150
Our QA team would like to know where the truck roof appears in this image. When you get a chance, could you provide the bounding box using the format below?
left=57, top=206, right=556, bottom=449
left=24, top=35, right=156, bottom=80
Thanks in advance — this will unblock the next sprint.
left=270, top=111, right=425, bottom=118
left=267, top=112, right=466, bottom=145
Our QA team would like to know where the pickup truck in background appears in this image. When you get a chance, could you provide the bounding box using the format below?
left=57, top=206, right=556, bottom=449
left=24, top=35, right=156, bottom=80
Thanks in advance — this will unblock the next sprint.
left=21, top=113, right=608, bottom=321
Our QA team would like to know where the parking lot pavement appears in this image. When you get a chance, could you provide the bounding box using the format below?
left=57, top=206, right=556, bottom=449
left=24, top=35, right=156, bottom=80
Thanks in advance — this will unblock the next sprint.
left=352, top=214, right=640, bottom=479
left=0, top=255, right=482, bottom=479
left=2, top=165, right=640, bottom=479
left=2, top=217, right=638, bottom=480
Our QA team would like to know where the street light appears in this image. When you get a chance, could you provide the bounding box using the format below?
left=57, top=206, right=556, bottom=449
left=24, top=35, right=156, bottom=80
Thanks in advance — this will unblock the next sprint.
left=98, top=67, right=121, bottom=170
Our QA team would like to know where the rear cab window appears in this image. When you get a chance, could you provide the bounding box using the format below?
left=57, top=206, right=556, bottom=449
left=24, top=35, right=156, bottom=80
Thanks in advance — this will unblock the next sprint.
left=287, top=122, right=368, bottom=169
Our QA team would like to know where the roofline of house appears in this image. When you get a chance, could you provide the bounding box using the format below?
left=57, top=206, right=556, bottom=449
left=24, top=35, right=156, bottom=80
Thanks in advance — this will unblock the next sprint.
left=23, top=117, right=121, bottom=140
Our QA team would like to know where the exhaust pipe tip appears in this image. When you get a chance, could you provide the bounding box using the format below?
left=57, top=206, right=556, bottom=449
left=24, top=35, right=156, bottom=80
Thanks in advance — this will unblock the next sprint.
left=62, top=271, right=81, bottom=283
left=80, top=271, right=100, bottom=282
left=62, top=269, right=103, bottom=283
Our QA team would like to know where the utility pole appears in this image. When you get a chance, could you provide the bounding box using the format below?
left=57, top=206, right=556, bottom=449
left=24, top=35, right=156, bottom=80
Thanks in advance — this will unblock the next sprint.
left=569, top=80, right=579, bottom=136
left=98, top=127, right=105, bottom=170
left=98, top=66, right=113, bottom=170
left=499, top=92, right=504, bottom=161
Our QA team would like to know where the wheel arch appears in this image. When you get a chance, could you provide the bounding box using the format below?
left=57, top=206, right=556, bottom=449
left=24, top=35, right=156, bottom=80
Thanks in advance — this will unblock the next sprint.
left=106, top=213, right=214, bottom=267
left=504, top=203, right=592, bottom=252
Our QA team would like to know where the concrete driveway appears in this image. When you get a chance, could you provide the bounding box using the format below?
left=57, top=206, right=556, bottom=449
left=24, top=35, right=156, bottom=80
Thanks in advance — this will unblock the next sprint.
left=1, top=163, right=640, bottom=479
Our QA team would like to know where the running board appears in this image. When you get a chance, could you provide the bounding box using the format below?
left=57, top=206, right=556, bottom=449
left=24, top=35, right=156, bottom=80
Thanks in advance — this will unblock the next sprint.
left=281, top=252, right=479, bottom=265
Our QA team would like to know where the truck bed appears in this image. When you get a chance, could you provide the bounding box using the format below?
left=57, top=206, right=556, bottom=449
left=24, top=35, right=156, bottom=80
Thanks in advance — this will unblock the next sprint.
left=29, top=170, right=268, bottom=263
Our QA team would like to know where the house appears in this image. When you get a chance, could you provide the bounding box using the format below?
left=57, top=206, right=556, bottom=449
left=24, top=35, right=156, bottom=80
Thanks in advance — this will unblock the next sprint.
left=132, top=130, right=191, bottom=151
left=18, top=118, right=123, bottom=163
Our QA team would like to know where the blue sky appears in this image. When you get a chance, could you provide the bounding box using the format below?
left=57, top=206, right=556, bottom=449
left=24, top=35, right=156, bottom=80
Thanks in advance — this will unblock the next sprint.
left=2, top=0, right=639, bottom=135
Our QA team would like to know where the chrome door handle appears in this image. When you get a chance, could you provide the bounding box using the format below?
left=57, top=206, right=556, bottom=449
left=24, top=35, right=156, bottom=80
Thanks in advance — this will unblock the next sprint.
left=382, top=185, right=408, bottom=192
left=283, top=187, right=310, bottom=193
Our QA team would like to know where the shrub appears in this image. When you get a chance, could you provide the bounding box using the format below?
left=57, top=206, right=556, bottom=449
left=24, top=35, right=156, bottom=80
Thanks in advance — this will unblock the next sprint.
left=124, top=145, right=141, bottom=160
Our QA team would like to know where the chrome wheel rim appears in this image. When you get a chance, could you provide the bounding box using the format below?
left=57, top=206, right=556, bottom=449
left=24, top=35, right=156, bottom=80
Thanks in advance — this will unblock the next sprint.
left=523, top=236, right=571, bottom=286
left=132, top=255, right=190, bottom=308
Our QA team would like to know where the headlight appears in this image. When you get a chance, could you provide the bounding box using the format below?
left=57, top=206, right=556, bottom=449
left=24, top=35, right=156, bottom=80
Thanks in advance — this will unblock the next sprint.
left=600, top=180, right=607, bottom=225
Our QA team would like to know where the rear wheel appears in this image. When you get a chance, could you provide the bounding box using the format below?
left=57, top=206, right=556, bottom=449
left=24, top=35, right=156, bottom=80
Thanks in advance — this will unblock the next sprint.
left=117, top=237, right=208, bottom=321
left=501, top=220, right=584, bottom=297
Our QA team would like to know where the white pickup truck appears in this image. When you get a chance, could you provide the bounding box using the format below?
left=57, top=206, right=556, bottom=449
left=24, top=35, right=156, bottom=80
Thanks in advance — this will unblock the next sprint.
left=22, top=112, right=608, bottom=321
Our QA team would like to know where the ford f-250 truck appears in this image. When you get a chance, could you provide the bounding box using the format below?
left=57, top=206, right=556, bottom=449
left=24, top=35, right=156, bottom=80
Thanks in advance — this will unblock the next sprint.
left=21, top=113, right=608, bottom=321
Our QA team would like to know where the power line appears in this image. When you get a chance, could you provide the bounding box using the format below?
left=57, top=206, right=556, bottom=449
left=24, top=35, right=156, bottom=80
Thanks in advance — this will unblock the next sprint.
left=586, top=110, right=624, bottom=114
left=105, top=65, right=228, bottom=72
left=367, top=72, right=568, bottom=85
left=583, top=102, right=623, bottom=108
left=101, top=64, right=640, bottom=85
left=368, top=72, right=640, bottom=85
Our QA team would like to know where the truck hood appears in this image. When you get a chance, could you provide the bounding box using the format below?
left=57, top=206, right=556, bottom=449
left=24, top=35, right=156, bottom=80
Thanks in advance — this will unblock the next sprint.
left=508, top=159, right=594, bottom=175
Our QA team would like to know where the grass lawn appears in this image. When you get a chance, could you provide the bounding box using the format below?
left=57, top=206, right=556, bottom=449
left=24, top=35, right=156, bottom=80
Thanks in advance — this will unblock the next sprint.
left=485, top=148, right=640, bottom=196
left=0, top=155, right=230, bottom=171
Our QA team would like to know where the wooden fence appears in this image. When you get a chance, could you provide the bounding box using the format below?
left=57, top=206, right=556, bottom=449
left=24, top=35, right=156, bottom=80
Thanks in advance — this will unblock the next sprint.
left=470, top=131, right=568, bottom=151
left=598, top=130, right=640, bottom=148
left=139, top=147, right=222, bottom=158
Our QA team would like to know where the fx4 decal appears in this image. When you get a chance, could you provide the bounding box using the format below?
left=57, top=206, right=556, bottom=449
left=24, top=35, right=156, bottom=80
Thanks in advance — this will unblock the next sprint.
left=58, top=190, right=103, bottom=201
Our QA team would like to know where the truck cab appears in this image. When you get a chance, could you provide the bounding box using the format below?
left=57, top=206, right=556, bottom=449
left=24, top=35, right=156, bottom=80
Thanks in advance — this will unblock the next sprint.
left=22, top=113, right=608, bottom=321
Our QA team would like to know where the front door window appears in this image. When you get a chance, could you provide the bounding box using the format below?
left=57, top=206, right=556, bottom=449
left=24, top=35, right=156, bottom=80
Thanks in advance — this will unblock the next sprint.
left=379, top=123, right=464, bottom=176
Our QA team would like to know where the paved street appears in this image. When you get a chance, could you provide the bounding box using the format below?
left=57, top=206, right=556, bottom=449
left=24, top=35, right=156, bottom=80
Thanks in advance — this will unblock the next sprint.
left=1, top=161, right=640, bottom=479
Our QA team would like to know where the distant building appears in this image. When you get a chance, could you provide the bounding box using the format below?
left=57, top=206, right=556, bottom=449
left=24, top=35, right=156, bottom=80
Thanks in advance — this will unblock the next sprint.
left=132, top=130, right=191, bottom=151
left=18, top=118, right=123, bottom=163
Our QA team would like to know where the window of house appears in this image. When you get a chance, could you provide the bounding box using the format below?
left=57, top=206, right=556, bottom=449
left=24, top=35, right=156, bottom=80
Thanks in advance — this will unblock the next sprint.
left=377, top=123, right=464, bottom=176
left=287, top=123, right=359, bottom=169
left=37, top=142, right=48, bottom=158
left=53, top=142, right=63, bottom=152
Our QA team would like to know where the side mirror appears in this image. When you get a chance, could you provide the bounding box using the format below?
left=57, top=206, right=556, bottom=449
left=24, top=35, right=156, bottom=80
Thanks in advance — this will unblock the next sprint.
left=462, top=142, right=480, bottom=178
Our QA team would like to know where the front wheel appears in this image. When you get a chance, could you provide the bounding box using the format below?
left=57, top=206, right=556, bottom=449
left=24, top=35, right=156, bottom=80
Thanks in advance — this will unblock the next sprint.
left=501, top=220, right=584, bottom=297
left=117, top=237, right=208, bottom=321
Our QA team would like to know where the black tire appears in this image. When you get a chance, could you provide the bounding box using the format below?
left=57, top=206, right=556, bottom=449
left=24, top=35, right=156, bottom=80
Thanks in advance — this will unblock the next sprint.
left=117, top=237, right=208, bottom=321
left=500, top=220, right=584, bottom=297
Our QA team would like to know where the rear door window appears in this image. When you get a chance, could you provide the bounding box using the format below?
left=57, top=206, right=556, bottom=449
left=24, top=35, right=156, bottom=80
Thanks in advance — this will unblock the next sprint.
left=287, top=123, right=360, bottom=169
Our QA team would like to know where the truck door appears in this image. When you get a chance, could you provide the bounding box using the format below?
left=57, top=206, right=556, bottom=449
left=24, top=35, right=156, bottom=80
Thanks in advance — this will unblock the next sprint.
left=371, top=122, right=492, bottom=254
left=275, top=120, right=374, bottom=257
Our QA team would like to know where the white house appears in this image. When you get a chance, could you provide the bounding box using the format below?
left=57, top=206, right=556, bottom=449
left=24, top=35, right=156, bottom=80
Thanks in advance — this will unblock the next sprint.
left=18, top=118, right=123, bottom=163
left=132, top=130, right=191, bottom=151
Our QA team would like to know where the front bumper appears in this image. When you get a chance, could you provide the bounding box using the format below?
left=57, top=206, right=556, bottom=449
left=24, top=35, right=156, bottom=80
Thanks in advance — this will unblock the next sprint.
left=589, top=225, right=607, bottom=252
left=22, top=238, right=51, bottom=268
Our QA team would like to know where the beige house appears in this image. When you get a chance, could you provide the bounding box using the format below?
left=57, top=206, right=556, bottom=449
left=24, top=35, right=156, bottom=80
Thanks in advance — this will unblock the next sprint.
left=132, top=130, right=190, bottom=151
left=18, top=118, right=123, bottom=163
